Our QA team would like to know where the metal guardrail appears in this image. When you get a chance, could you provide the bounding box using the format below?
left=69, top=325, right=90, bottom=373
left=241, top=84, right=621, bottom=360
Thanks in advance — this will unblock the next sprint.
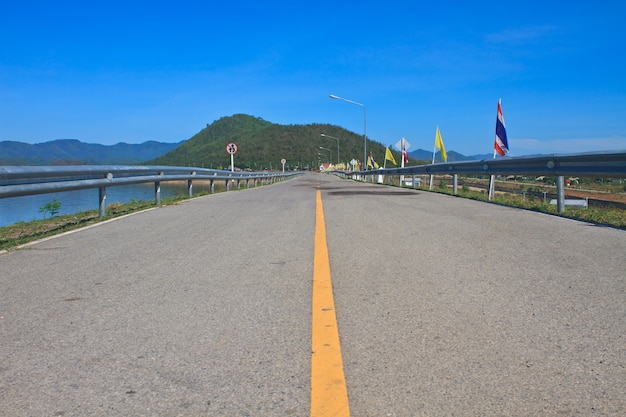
left=332, top=151, right=626, bottom=212
left=0, top=165, right=301, bottom=217
left=339, top=151, right=626, bottom=177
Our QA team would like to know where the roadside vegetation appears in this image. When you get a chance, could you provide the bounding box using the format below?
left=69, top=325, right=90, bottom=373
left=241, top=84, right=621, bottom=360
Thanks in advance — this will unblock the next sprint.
left=39, top=198, right=62, bottom=218
left=454, top=187, right=626, bottom=228
left=2, top=199, right=158, bottom=251
left=0, top=192, right=209, bottom=251
left=417, top=175, right=626, bottom=229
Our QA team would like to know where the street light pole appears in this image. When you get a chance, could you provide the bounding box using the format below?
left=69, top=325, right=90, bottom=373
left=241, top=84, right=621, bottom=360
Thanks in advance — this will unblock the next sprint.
left=329, top=94, right=366, bottom=171
left=320, top=133, right=341, bottom=165
left=319, top=146, right=332, bottom=165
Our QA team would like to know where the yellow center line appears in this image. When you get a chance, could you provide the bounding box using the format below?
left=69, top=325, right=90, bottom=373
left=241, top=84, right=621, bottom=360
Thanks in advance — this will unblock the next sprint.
left=311, top=189, right=350, bottom=417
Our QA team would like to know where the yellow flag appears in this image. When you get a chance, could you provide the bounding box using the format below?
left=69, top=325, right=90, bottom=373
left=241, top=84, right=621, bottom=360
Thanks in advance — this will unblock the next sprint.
left=385, top=147, right=397, bottom=165
left=435, top=127, right=447, bottom=162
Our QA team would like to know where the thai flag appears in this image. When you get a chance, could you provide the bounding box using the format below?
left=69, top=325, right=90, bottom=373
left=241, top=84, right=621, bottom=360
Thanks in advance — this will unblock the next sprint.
left=402, top=140, right=409, bottom=163
left=494, top=99, right=509, bottom=157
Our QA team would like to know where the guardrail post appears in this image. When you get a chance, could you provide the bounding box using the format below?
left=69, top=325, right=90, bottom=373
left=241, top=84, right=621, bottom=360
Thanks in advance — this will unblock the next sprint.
left=99, top=187, right=107, bottom=217
left=237, top=179, right=241, bottom=189
left=226, top=179, right=230, bottom=191
left=556, top=176, right=565, bottom=213
left=187, top=179, right=193, bottom=198
left=155, top=181, right=161, bottom=205
left=210, top=179, right=215, bottom=194
left=246, top=178, right=250, bottom=189
left=453, top=174, right=458, bottom=195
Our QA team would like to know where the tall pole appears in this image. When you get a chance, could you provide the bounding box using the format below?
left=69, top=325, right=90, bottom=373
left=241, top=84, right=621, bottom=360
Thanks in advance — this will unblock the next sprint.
left=556, top=175, right=565, bottom=213
left=363, top=106, right=367, bottom=170
left=488, top=149, right=496, bottom=200
left=319, top=147, right=332, bottom=165
left=321, top=133, right=341, bottom=165
left=329, top=94, right=366, bottom=171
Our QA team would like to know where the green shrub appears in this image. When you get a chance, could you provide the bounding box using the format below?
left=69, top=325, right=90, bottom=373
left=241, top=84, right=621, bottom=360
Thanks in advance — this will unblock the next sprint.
left=39, top=198, right=61, bottom=219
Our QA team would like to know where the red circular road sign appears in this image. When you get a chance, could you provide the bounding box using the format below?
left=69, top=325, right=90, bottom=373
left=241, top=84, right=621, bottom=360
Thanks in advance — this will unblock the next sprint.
left=226, top=142, right=238, bottom=155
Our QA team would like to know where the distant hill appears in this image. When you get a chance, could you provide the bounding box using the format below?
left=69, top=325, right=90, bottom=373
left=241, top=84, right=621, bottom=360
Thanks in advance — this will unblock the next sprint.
left=0, top=139, right=183, bottom=165
left=148, top=114, right=403, bottom=170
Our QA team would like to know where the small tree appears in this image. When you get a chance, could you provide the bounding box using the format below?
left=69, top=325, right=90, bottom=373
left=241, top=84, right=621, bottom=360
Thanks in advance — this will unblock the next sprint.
left=39, top=198, right=61, bottom=219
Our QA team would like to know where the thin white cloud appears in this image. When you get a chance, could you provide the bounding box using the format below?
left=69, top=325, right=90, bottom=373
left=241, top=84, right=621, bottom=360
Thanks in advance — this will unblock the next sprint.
left=485, top=25, right=557, bottom=45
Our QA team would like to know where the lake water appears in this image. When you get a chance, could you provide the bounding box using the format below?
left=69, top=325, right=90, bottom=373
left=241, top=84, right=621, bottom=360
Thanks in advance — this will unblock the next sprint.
left=0, top=182, right=214, bottom=227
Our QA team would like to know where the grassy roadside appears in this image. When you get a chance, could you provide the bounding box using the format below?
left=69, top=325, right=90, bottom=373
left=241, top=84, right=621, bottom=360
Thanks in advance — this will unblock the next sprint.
left=0, top=194, right=201, bottom=251
left=422, top=181, right=626, bottom=229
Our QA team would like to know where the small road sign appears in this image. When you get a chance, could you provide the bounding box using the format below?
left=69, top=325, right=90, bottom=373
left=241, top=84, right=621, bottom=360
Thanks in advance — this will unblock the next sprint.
left=395, top=138, right=411, bottom=152
left=226, top=142, right=238, bottom=155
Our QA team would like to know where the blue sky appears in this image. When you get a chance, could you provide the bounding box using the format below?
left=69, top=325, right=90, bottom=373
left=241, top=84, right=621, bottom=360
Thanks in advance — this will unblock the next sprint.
left=1, top=0, right=625, bottom=156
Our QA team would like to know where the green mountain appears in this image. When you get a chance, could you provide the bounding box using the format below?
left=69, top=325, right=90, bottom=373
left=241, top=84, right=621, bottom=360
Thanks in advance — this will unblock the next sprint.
left=148, top=114, right=402, bottom=170
left=0, top=139, right=182, bottom=165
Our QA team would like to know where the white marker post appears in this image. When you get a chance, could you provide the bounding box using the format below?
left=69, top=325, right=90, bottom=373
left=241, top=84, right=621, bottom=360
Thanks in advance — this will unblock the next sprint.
left=395, top=137, right=411, bottom=186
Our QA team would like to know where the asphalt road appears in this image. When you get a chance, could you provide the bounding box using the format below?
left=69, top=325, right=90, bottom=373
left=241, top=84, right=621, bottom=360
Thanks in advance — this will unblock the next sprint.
left=1, top=173, right=624, bottom=416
